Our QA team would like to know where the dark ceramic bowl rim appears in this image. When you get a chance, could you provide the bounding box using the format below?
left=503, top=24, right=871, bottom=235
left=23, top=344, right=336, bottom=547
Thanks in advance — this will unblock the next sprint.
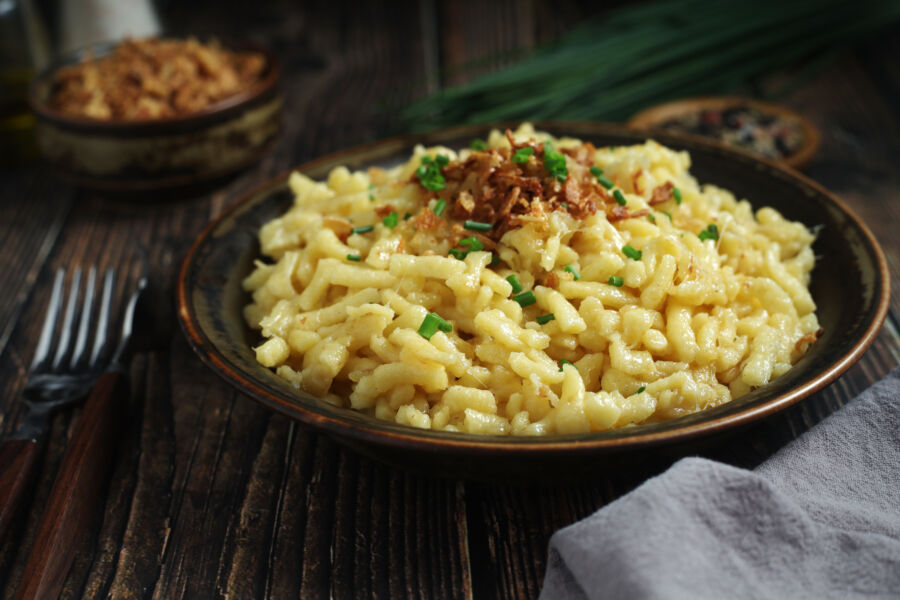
left=27, top=38, right=280, bottom=134
left=177, top=121, right=889, bottom=456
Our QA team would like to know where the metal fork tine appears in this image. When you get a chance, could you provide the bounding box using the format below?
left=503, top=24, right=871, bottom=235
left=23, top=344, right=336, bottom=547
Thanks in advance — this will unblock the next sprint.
left=30, top=269, right=66, bottom=372
left=69, top=267, right=97, bottom=370
left=89, top=268, right=116, bottom=369
left=51, top=268, right=82, bottom=371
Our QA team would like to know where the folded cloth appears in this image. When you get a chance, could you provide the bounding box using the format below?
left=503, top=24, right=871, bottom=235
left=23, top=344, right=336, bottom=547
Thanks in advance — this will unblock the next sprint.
left=540, top=367, right=900, bottom=600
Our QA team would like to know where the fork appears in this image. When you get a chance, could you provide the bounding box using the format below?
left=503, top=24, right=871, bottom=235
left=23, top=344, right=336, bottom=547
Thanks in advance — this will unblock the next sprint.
left=9, top=268, right=148, bottom=600
left=0, top=267, right=119, bottom=540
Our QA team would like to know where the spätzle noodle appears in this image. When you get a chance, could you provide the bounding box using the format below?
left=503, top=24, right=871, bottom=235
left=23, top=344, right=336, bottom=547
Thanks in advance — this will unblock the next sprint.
left=243, top=123, right=820, bottom=436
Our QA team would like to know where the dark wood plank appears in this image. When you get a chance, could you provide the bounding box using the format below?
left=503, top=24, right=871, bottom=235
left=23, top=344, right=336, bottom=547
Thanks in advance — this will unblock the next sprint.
left=0, top=170, right=72, bottom=362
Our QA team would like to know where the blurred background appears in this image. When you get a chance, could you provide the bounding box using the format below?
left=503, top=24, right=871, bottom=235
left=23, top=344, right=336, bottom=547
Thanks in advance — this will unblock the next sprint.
left=2, top=0, right=899, bottom=173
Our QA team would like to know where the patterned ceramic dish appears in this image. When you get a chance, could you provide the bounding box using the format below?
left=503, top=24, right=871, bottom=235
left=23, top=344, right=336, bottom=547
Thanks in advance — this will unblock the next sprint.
left=28, top=39, right=282, bottom=194
left=628, top=97, right=821, bottom=171
left=176, top=122, right=888, bottom=480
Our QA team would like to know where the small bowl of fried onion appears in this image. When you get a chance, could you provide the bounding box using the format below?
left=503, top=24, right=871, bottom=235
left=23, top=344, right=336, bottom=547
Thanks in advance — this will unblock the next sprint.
left=28, top=36, right=282, bottom=195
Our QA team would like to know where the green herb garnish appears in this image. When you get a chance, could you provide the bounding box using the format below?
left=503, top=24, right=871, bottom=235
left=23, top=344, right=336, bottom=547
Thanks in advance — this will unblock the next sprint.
left=470, top=139, right=487, bottom=151
left=608, top=275, right=624, bottom=287
left=351, top=225, right=374, bottom=234
left=450, top=236, right=484, bottom=260
left=433, top=198, right=447, bottom=216
left=673, top=187, right=683, bottom=204
left=417, top=155, right=448, bottom=191
left=513, top=147, right=534, bottom=163
left=543, top=141, right=568, bottom=182
left=596, top=174, right=614, bottom=189
left=347, top=254, right=362, bottom=262
left=613, top=189, right=627, bottom=206
left=559, top=359, right=576, bottom=371
left=506, top=274, right=523, bottom=294
left=622, top=245, right=642, bottom=260
left=460, top=237, right=483, bottom=252
left=382, top=211, right=398, bottom=228
left=418, top=313, right=452, bottom=339
left=464, top=220, right=492, bottom=232
left=536, top=313, right=556, bottom=325
left=637, top=386, right=646, bottom=394
left=564, top=265, right=580, bottom=280
left=512, top=290, right=536, bottom=307
left=698, top=223, right=719, bottom=242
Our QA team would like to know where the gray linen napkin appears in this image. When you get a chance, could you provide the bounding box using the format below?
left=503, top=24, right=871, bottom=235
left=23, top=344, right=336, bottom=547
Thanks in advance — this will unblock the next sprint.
left=540, top=367, right=900, bottom=600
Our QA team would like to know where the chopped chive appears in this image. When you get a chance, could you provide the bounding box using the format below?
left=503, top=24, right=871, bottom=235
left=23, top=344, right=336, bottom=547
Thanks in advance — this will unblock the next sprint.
left=609, top=146, right=616, bottom=152
left=608, top=275, right=624, bottom=287
left=346, top=254, right=362, bottom=262
left=351, top=225, right=374, bottom=234
left=418, top=312, right=452, bottom=339
left=560, top=202, right=568, bottom=211
left=637, top=385, right=646, bottom=394
left=590, top=166, right=604, bottom=177
left=470, top=139, right=487, bottom=151
left=673, top=187, right=683, bottom=204
left=417, top=155, right=448, bottom=191
left=417, top=313, right=441, bottom=339
left=369, top=193, right=375, bottom=201
left=403, top=212, right=413, bottom=220
left=543, top=141, right=568, bottom=182
left=661, top=210, right=673, bottom=221
left=460, top=236, right=484, bottom=251
left=368, top=183, right=375, bottom=189
left=622, top=244, right=642, bottom=260
left=536, top=313, right=556, bottom=325
left=512, top=290, right=536, bottom=307
left=433, top=199, right=447, bottom=216
left=613, top=189, right=627, bottom=206
left=506, top=274, right=523, bottom=294
left=698, top=223, right=719, bottom=242
left=382, top=211, right=399, bottom=228
left=490, top=253, right=500, bottom=266
left=450, top=236, right=484, bottom=260
left=559, top=359, right=576, bottom=371
left=564, top=265, right=580, bottom=280
left=512, top=147, right=534, bottom=163
left=596, top=174, right=614, bottom=189
left=464, top=220, right=492, bottom=232
left=647, top=214, right=656, bottom=224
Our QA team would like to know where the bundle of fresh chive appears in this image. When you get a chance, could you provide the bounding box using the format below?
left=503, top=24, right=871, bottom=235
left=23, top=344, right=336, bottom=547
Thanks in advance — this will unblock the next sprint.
left=400, top=0, right=900, bottom=129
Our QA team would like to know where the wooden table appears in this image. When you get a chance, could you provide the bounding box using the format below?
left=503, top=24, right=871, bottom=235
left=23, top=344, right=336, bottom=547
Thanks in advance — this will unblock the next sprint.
left=2, top=4, right=899, bottom=597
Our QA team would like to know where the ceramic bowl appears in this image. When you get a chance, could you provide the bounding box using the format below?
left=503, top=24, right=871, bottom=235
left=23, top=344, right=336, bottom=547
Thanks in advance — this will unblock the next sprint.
left=628, top=97, right=821, bottom=171
left=28, top=39, right=282, bottom=194
left=176, top=122, right=888, bottom=480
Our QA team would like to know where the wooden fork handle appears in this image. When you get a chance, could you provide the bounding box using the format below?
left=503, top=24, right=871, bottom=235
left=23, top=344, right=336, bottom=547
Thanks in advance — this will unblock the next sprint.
left=16, top=370, right=126, bottom=600
left=0, top=438, right=42, bottom=541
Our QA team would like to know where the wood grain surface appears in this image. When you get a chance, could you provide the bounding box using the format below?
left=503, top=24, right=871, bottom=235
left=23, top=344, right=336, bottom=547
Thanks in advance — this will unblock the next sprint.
left=0, top=3, right=898, bottom=598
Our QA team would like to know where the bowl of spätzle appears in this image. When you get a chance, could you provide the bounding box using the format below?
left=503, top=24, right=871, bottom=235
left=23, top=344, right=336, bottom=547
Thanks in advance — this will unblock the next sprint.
left=176, top=122, right=888, bottom=480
